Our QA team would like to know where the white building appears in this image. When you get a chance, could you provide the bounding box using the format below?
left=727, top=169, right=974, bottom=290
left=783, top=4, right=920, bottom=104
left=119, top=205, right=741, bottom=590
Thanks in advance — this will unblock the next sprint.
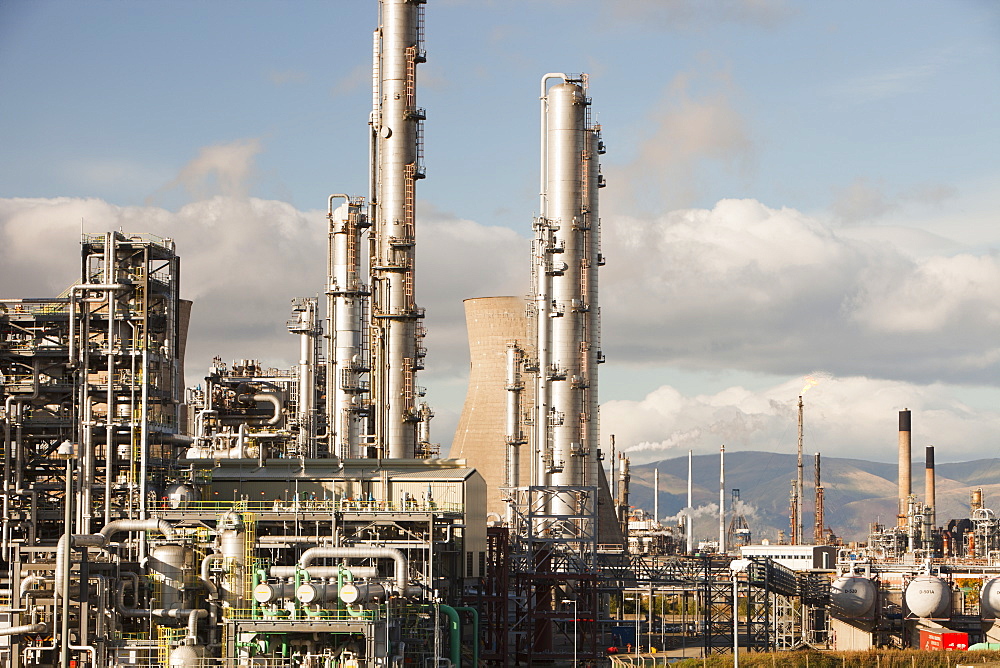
left=740, top=544, right=838, bottom=570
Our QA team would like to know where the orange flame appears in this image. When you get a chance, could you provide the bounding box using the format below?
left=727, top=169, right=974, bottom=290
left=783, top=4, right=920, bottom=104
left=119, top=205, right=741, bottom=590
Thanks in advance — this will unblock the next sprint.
left=801, top=375, right=821, bottom=394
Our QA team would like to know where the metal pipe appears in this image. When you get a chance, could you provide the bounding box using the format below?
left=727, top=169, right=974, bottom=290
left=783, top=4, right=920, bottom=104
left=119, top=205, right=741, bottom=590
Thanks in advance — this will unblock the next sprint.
left=253, top=392, right=283, bottom=425
left=100, top=518, right=174, bottom=541
left=297, top=546, right=407, bottom=592
left=200, top=552, right=223, bottom=599
left=0, top=623, right=47, bottom=636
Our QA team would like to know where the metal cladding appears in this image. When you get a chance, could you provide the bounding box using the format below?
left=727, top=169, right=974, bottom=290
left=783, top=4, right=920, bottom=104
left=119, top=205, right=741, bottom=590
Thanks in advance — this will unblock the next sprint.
left=898, top=408, right=912, bottom=527
left=830, top=576, right=877, bottom=618
left=925, top=445, right=936, bottom=530
left=532, top=74, right=604, bottom=527
left=904, top=575, right=951, bottom=619
left=370, top=0, right=427, bottom=459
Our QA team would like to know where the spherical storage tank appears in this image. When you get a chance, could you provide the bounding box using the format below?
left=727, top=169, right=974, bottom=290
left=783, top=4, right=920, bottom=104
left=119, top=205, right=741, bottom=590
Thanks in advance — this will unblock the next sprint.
left=830, top=576, right=877, bottom=618
left=905, top=575, right=951, bottom=619
left=980, top=578, right=1000, bottom=619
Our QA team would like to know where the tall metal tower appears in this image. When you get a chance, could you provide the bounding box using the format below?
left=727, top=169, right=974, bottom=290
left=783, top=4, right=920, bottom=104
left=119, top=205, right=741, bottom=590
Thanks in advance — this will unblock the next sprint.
left=369, top=0, right=427, bottom=459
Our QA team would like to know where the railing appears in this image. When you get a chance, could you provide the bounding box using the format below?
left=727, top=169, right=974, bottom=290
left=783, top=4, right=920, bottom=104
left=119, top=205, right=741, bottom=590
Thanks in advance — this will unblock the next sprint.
left=225, top=606, right=379, bottom=622
left=152, top=499, right=464, bottom=515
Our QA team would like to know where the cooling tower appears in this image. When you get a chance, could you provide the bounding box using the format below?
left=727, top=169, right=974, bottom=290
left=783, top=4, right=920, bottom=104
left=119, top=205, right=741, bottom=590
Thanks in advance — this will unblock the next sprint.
left=454, top=296, right=624, bottom=545
left=452, top=296, right=534, bottom=518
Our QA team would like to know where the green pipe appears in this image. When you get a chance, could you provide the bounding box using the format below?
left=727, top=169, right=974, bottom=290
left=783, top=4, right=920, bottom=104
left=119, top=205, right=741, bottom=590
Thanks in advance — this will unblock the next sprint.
left=437, top=604, right=462, bottom=668
left=294, top=567, right=303, bottom=620
left=251, top=568, right=265, bottom=619
left=454, top=607, right=479, bottom=668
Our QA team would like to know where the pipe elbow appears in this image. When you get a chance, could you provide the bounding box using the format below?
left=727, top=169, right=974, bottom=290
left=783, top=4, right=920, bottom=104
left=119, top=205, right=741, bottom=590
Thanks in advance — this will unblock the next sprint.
left=253, top=392, right=283, bottom=425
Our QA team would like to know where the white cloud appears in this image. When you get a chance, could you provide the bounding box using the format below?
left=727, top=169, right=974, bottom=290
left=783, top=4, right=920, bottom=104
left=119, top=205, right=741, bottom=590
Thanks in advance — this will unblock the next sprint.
left=606, top=68, right=754, bottom=214
left=603, top=374, right=1000, bottom=465
left=600, top=198, right=1000, bottom=385
left=602, top=0, right=795, bottom=30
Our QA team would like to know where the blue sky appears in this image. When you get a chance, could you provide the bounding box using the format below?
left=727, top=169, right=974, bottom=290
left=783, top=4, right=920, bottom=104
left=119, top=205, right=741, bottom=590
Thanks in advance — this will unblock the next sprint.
left=2, top=0, right=999, bottom=466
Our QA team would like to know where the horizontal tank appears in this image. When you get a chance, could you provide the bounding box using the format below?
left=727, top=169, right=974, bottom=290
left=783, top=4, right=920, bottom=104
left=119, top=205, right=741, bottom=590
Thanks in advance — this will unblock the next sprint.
left=905, top=575, right=951, bottom=619
left=981, top=578, right=1000, bottom=619
left=340, top=582, right=386, bottom=605
left=830, top=576, right=877, bottom=618
left=253, top=582, right=295, bottom=604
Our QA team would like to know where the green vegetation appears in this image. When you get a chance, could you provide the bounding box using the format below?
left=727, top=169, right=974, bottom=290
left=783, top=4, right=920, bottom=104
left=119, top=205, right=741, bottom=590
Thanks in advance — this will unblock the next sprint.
left=670, top=649, right=1000, bottom=668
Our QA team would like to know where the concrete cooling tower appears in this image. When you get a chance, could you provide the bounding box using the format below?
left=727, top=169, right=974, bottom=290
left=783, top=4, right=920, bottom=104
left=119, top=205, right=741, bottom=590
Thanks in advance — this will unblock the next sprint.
left=452, top=296, right=534, bottom=519
left=453, top=296, right=624, bottom=545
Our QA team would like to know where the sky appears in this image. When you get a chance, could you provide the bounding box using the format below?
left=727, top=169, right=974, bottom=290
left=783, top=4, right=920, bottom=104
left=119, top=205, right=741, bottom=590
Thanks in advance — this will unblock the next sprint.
left=1, top=0, right=999, bottom=470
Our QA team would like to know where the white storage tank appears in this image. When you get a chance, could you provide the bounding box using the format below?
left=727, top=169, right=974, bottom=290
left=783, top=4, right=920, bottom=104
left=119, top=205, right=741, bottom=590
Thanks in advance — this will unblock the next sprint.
left=905, top=575, right=951, bottom=619
left=830, top=576, right=877, bottom=618
left=980, top=578, right=1000, bottom=619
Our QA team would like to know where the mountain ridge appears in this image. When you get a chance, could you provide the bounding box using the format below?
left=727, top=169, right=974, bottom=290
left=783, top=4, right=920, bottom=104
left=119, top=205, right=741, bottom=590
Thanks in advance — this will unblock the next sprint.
left=624, top=450, right=1000, bottom=543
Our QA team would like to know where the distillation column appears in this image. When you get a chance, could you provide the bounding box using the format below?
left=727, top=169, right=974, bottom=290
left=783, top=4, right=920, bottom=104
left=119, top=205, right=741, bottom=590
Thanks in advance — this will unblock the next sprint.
left=537, top=75, right=603, bottom=524
left=327, top=195, right=369, bottom=459
left=370, top=0, right=426, bottom=459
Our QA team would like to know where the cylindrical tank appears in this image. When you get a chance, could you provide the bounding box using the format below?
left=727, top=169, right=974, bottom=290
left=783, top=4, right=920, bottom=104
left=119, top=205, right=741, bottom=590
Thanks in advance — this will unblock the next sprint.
left=253, top=582, right=296, bottom=604
left=218, top=511, right=245, bottom=603
left=169, top=644, right=207, bottom=667
left=165, top=483, right=200, bottom=509
left=296, top=581, right=339, bottom=604
left=149, top=545, right=194, bottom=611
left=339, top=582, right=386, bottom=605
left=981, top=578, right=1000, bottom=619
left=905, top=575, right=951, bottom=619
left=830, top=576, right=877, bottom=618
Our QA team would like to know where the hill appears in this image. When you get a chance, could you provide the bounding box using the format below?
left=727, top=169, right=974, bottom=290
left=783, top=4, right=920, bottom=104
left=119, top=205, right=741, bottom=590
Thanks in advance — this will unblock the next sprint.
left=626, top=451, right=1000, bottom=543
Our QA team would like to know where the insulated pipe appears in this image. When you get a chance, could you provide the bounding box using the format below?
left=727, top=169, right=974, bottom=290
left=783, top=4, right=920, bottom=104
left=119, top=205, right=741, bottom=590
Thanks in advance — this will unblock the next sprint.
left=437, top=604, right=463, bottom=668
left=253, top=393, right=283, bottom=425
left=200, top=553, right=223, bottom=599
left=269, top=566, right=378, bottom=579
left=454, top=606, right=480, bottom=668
left=898, top=409, right=912, bottom=527
left=0, top=623, right=47, bottom=636
left=115, top=582, right=206, bottom=639
left=926, top=445, right=936, bottom=531
left=55, top=533, right=108, bottom=603
left=297, top=546, right=407, bottom=592
left=19, top=574, right=51, bottom=598
left=100, top=518, right=174, bottom=541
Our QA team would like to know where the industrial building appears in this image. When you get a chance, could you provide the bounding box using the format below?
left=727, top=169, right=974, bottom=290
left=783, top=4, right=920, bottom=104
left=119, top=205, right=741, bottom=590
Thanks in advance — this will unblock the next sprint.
left=4, top=1, right=1000, bottom=667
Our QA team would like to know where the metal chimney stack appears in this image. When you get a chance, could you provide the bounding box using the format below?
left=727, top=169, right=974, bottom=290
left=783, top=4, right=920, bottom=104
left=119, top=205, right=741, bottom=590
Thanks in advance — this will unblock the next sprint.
left=925, top=445, right=936, bottom=531
left=369, top=0, right=427, bottom=459
left=814, top=452, right=824, bottom=545
left=795, top=395, right=804, bottom=544
left=719, top=445, right=726, bottom=553
left=898, top=409, right=912, bottom=527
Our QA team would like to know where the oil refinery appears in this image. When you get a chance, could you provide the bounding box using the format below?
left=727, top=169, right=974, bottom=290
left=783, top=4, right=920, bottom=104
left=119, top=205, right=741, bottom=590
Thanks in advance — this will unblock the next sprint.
left=2, top=1, right=1000, bottom=667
